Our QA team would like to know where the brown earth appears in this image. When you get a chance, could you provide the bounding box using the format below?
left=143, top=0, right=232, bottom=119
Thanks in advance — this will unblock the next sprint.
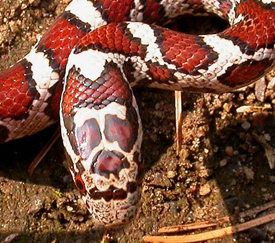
left=0, top=1, right=274, bottom=242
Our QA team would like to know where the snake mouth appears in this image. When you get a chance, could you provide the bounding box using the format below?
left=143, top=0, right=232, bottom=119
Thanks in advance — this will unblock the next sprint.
left=83, top=182, right=140, bottom=227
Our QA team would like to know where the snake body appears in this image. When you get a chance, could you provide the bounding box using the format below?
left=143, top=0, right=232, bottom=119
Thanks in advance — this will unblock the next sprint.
left=0, top=0, right=274, bottom=227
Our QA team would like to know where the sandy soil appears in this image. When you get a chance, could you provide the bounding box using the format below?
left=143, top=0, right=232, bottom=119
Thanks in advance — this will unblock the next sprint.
left=0, top=1, right=274, bottom=242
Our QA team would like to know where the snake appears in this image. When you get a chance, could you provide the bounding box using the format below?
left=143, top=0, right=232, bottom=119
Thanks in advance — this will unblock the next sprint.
left=0, top=0, right=274, bottom=228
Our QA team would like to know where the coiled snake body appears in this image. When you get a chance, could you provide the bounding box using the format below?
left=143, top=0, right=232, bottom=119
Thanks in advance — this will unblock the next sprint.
left=0, top=0, right=274, bottom=227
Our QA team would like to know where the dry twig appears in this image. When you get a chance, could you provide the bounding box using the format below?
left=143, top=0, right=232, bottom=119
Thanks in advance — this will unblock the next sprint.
left=158, top=217, right=229, bottom=233
left=143, top=212, right=275, bottom=243
left=28, top=128, right=60, bottom=175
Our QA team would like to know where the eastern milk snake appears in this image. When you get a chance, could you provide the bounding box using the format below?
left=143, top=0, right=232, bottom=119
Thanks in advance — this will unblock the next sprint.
left=0, top=0, right=274, bottom=227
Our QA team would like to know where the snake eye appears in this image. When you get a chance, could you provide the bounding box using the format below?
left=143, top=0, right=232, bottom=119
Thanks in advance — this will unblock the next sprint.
left=74, top=175, right=86, bottom=194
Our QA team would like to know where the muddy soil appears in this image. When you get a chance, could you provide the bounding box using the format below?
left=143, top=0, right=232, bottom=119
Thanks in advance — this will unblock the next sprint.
left=0, top=1, right=274, bottom=242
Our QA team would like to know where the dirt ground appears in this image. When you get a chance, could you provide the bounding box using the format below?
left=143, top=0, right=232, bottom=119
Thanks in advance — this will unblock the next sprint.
left=0, top=0, right=275, bottom=242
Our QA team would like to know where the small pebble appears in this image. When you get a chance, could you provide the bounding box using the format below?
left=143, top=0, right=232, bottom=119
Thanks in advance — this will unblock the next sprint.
left=150, top=172, right=173, bottom=188
left=56, top=198, right=66, bottom=208
left=66, top=206, right=74, bottom=212
left=270, top=176, right=275, bottom=183
left=28, top=199, right=43, bottom=214
left=219, top=159, right=228, bottom=167
left=241, top=121, right=251, bottom=130
left=233, top=150, right=239, bottom=155
left=244, top=204, right=251, bottom=209
left=264, top=133, right=271, bottom=141
left=230, top=179, right=237, bottom=186
left=225, top=146, right=234, bottom=156
left=223, top=102, right=232, bottom=112
left=2, top=233, right=20, bottom=243
left=199, top=183, right=211, bottom=196
left=267, top=76, right=275, bottom=89
left=243, top=167, right=254, bottom=180
left=155, top=103, right=160, bottom=110
left=167, top=171, right=176, bottom=179
left=204, top=148, right=209, bottom=154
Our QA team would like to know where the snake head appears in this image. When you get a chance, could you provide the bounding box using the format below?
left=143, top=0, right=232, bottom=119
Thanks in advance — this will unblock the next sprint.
left=60, top=60, right=143, bottom=227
